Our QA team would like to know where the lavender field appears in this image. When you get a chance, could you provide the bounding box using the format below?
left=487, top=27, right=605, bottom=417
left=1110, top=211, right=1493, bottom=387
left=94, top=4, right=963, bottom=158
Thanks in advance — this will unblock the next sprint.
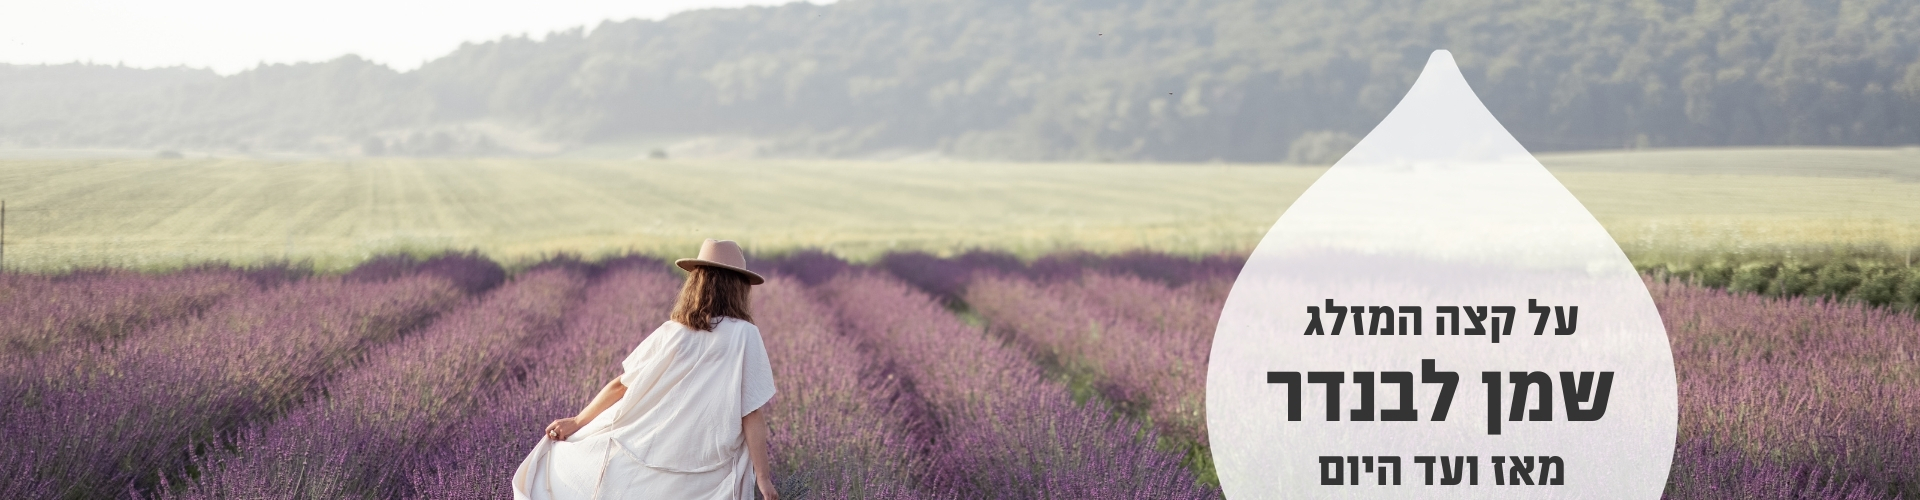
left=2, top=250, right=1916, bottom=499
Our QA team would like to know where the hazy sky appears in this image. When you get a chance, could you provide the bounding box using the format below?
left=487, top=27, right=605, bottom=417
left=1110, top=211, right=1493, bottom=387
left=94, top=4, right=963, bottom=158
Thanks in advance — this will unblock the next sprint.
left=0, top=0, right=830, bottom=74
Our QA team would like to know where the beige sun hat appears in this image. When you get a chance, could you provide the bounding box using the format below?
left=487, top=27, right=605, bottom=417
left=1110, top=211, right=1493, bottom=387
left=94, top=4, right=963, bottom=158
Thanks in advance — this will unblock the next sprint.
left=674, top=239, right=766, bottom=285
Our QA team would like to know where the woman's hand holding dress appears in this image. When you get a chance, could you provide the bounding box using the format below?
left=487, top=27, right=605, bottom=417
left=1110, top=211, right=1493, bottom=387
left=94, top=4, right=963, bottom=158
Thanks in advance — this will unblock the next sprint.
left=545, top=417, right=585, bottom=441
left=757, top=479, right=780, bottom=500
left=545, top=378, right=628, bottom=440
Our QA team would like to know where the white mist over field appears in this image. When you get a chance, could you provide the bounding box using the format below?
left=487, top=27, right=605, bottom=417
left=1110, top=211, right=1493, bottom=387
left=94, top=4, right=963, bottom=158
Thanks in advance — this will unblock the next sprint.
left=0, top=0, right=833, bottom=74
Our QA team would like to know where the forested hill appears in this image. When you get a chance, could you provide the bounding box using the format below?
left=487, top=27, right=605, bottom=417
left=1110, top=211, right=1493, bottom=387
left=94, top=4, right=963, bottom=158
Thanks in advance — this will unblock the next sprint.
left=4, top=0, right=1919, bottom=161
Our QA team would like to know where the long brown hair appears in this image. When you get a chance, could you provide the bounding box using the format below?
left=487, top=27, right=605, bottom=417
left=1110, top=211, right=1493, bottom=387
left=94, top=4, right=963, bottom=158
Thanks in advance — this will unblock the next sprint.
left=671, top=266, right=754, bottom=331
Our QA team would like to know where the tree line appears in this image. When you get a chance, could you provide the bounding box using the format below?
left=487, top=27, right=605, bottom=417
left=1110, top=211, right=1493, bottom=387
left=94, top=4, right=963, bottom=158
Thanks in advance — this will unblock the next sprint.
left=2, top=0, right=1916, bottom=161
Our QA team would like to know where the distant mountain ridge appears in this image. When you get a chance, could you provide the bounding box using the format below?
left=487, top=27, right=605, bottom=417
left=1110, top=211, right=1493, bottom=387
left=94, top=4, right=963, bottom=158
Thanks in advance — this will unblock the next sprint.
left=2, top=0, right=1917, bottom=161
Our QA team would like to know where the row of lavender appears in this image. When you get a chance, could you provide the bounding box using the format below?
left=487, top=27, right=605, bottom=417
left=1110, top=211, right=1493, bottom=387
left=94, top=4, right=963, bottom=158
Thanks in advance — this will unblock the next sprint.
left=171, top=265, right=589, bottom=497
left=8, top=247, right=1911, bottom=499
left=0, top=269, right=255, bottom=355
left=384, top=265, right=1213, bottom=498
left=850, top=250, right=1919, bottom=500
left=3, top=251, right=1214, bottom=498
left=0, top=255, right=713, bottom=498
left=1656, top=281, right=1919, bottom=500
left=403, top=263, right=686, bottom=498
left=0, top=254, right=499, bottom=498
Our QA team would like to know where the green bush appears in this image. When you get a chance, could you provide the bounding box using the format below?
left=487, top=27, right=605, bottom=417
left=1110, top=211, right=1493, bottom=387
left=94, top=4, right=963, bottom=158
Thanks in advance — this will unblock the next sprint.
left=1808, top=262, right=1864, bottom=299
left=1766, top=264, right=1817, bottom=298
left=1729, top=262, right=1778, bottom=294
left=1849, top=270, right=1904, bottom=307
left=1694, top=262, right=1735, bottom=289
left=1896, top=268, right=1920, bottom=309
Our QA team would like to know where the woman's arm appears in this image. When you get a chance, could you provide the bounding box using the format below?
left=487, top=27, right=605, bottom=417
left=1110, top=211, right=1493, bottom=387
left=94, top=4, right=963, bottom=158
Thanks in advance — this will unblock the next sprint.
left=744, top=408, right=777, bottom=500
left=545, top=378, right=627, bottom=440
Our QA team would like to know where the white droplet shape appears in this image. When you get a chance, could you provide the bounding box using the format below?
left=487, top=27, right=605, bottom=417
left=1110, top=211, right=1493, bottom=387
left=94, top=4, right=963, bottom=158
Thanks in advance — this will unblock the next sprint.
left=1207, top=51, right=1676, bottom=499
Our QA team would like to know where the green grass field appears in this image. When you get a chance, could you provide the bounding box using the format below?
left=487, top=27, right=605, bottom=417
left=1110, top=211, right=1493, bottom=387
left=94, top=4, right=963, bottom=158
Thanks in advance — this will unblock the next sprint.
left=0, top=147, right=1916, bottom=272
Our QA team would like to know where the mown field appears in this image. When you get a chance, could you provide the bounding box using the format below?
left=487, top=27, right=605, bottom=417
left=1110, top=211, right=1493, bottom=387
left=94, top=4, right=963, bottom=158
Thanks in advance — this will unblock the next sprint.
left=1, top=147, right=1916, bottom=272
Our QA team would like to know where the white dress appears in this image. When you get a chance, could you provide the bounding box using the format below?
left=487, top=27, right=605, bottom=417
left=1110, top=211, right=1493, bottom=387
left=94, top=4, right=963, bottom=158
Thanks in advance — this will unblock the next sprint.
left=513, top=317, right=778, bottom=500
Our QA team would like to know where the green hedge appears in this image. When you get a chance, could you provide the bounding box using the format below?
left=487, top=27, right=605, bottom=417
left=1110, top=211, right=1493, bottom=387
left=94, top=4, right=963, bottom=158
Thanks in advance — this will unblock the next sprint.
left=1641, top=260, right=1920, bottom=311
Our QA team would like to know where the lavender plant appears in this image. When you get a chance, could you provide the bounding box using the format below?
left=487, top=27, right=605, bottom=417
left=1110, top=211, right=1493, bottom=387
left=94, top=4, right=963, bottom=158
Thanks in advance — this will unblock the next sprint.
left=875, top=250, right=1024, bottom=303
left=1656, top=279, right=1920, bottom=499
left=0, top=445, right=55, bottom=499
left=755, top=278, right=929, bottom=499
left=818, top=272, right=1218, bottom=499
left=401, top=266, right=677, bottom=498
left=345, top=251, right=508, bottom=295
left=0, top=269, right=253, bottom=354
left=3, top=248, right=1915, bottom=499
left=1665, top=437, right=1891, bottom=500
left=1027, top=250, right=1244, bottom=286
left=964, top=273, right=1215, bottom=446
left=170, top=268, right=585, bottom=498
left=0, top=275, right=463, bottom=498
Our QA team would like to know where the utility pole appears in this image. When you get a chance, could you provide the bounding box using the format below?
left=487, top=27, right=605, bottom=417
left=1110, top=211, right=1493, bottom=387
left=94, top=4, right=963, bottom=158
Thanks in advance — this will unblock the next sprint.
left=2, top=199, right=7, bottom=274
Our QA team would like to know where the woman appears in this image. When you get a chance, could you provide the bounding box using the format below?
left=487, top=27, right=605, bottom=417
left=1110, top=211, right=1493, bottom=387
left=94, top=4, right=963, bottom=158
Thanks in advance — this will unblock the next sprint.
left=513, top=239, right=779, bottom=500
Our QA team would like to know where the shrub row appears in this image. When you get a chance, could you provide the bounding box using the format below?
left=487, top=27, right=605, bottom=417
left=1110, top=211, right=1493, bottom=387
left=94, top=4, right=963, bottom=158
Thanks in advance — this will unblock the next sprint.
left=1641, top=261, right=1920, bottom=311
